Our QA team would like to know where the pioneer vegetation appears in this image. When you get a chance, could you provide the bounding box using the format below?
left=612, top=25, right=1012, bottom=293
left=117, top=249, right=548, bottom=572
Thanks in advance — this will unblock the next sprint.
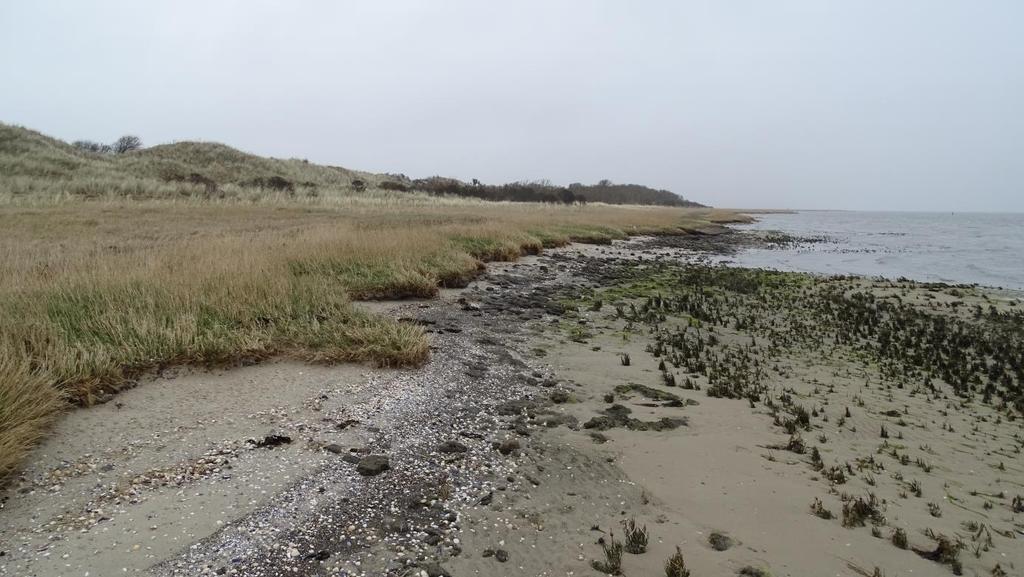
left=0, top=122, right=740, bottom=480
left=549, top=260, right=1023, bottom=576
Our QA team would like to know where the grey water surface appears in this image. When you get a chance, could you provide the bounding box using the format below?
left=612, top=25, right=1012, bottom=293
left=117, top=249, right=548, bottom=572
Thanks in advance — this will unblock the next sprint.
left=726, top=211, right=1024, bottom=290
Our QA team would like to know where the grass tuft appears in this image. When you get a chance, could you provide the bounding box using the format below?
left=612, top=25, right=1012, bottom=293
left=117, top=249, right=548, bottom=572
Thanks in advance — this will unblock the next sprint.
left=664, top=546, right=690, bottom=577
left=592, top=535, right=624, bottom=575
left=0, top=351, right=65, bottom=479
left=622, top=517, right=649, bottom=554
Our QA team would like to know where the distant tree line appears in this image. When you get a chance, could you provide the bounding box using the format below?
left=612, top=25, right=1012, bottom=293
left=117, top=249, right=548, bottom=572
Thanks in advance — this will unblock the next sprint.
left=72, top=135, right=143, bottom=155
left=388, top=176, right=703, bottom=207
left=568, top=179, right=704, bottom=207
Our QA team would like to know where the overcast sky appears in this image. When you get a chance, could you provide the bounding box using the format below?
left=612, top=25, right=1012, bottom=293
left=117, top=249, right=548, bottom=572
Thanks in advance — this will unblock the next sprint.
left=2, top=1, right=1022, bottom=211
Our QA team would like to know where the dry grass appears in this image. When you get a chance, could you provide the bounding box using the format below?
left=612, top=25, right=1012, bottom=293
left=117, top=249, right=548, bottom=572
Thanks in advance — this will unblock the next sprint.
left=0, top=122, right=746, bottom=481
left=0, top=352, right=64, bottom=475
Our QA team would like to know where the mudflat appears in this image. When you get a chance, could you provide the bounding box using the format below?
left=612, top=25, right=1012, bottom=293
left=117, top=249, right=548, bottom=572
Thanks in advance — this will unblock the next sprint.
left=2, top=234, right=1022, bottom=577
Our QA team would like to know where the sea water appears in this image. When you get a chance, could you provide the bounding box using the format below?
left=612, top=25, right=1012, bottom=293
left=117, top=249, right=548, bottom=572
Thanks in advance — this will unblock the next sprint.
left=725, top=211, right=1024, bottom=290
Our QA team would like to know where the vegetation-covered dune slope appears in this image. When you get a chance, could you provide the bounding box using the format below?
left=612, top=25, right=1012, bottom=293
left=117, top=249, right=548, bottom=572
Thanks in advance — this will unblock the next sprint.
left=0, top=123, right=745, bottom=480
left=0, top=123, right=371, bottom=201
left=0, top=123, right=703, bottom=206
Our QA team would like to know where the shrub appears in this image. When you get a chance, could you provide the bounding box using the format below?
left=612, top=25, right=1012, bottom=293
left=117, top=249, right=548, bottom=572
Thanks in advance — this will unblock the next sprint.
left=247, top=175, right=294, bottom=192
left=378, top=180, right=409, bottom=191
left=72, top=140, right=112, bottom=154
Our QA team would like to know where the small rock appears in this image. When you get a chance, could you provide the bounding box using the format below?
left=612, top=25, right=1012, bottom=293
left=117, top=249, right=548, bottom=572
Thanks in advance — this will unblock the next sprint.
left=323, top=444, right=345, bottom=454
left=304, top=550, right=330, bottom=561
left=457, top=297, right=481, bottom=311
left=497, top=439, right=520, bottom=456
left=550, top=390, right=570, bottom=404
left=495, top=549, right=509, bottom=562
left=356, top=455, right=390, bottom=476
left=495, top=399, right=542, bottom=417
left=252, top=433, right=291, bottom=448
left=438, top=440, right=468, bottom=454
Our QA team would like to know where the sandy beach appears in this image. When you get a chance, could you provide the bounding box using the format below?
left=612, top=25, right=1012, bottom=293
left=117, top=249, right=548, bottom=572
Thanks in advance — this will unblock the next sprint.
left=5, top=3, right=1022, bottom=575
left=2, top=233, right=1022, bottom=577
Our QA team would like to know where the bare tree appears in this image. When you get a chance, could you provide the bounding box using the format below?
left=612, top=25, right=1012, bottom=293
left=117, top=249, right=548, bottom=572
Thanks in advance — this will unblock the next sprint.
left=112, top=135, right=143, bottom=154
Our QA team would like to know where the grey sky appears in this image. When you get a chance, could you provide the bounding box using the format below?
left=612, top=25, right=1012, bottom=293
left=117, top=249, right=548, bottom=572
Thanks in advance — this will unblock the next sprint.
left=2, top=1, right=1022, bottom=211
